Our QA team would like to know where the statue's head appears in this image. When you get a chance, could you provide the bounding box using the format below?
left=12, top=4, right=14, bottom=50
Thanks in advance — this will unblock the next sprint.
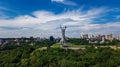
left=60, top=25, right=67, bottom=30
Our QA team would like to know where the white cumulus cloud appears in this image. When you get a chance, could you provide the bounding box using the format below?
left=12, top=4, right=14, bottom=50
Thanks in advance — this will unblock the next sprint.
left=0, top=7, right=119, bottom=38
left=51, top=0, right=77, bottom=6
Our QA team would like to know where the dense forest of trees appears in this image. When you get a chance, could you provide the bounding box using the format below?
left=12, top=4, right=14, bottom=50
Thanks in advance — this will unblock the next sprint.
left=0, top=45, right=120, bottom=67
left=98, top=40, right=120, bottom=46
left=67, top=38, right=89, bottom=45
left=0, top=37, right=120, bottom=67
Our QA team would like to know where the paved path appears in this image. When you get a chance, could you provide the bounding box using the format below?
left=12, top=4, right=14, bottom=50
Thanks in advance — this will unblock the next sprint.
left=61, top=46, right=85, bottom=50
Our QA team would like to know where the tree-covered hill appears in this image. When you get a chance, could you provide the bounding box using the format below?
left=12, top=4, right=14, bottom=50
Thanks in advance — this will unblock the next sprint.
left=0, top=45, right=120, bottom=67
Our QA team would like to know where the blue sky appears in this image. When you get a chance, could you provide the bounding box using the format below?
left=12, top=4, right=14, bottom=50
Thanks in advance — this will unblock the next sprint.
left=0, top=0, right=120, bottom=38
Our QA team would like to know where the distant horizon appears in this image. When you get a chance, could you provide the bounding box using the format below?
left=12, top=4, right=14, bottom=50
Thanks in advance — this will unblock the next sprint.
left=0, top=33, right=120, bottom=38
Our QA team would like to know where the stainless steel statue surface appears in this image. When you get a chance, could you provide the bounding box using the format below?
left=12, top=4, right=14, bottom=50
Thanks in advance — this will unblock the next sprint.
left=60, top=25, right=67, bottom=46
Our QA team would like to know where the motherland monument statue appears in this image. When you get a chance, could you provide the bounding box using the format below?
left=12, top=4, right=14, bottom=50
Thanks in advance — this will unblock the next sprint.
left=60, top=25, right=67, bottom=46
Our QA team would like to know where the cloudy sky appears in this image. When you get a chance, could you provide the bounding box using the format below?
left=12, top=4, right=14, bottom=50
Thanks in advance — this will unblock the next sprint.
left=0, top=0, right=120, bottom=38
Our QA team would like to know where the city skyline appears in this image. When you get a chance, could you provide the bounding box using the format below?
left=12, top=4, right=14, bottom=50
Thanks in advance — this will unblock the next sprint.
left=0, top=0, right=120, bottom=38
